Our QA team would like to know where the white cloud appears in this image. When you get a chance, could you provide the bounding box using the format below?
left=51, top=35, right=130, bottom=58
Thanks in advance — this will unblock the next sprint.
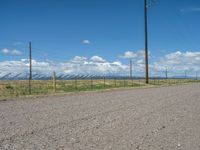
left=1, top=49, right=9, bottom=54
left=71, top=56, right=87, bottom=63
left=120, top=50, right=145, bottom=59
left=180, top=7, right=200, bottom=13
left=12, top=49, right=22, bottom=55
left=153, top=51, right=200, bottom=76
left=90, top=56, right=106, bottom=63
left=0, top=56, right=129, bottom=78
left=191, top=8, right=200, bottom=12
left=0, top=51, right=200, bottom=79
left=1, top=48, right=22, bottom=55
left=12, top=42, right=22, bottom=46
left=83, top=40, right=91, bottom=44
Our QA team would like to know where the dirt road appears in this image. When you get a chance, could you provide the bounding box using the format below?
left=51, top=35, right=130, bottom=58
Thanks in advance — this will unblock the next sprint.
left=0, top=84, right=200, bottom=150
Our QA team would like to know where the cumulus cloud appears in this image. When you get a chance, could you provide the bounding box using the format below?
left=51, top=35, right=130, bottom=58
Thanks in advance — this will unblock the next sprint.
left=71, top=56, right=87, bottom=63
left=0, top=56, right=130, bottom=79
left=119, top=50, right=200, bottom=77
left=153, top=51, right=200, bottom=76
left=0, top=51, right=200, bottom=79
left=90, top=56, right=106, bottom=63
left=1, top=48, right=22, bottom=55
left=120, top=50, right=145, bottom=59
left=82, top=40, right=91, bottom=44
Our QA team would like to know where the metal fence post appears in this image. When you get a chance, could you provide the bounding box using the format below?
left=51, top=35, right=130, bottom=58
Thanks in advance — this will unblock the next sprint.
left=103, top=76, right=105, bottom=88
left=52, top=71, right=56, bottom=92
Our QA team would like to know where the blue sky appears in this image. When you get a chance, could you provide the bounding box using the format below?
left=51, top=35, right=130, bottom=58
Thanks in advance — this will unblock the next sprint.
left=0, top=0, right=200, bottom=77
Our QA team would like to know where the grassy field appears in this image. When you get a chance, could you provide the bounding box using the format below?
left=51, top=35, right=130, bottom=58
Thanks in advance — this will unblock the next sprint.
left=0, top=78, right=199, bottom=99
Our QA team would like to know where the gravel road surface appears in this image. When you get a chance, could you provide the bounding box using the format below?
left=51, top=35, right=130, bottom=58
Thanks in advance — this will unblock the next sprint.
left=0, top=84, right=200, bottom=150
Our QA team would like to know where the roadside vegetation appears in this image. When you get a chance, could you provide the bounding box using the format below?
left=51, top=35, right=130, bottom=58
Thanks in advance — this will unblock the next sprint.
left=0, top=79, right=199, bottom=100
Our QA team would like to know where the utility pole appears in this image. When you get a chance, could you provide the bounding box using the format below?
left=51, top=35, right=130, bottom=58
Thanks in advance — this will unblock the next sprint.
left=185, top=70, right=187, bottom=79
left=165, top=67, right=168, bottom=79
left=144, top=0, right=149, bottom=84
left=196, top=72, right=198, bottom=80
left=130, top=59, right=132, bottom=79
left=29, top=42, right=32, bottom=94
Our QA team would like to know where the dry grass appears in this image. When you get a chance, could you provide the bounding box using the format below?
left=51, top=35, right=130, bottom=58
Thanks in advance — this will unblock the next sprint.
left=0, top=79, right=199, bottom=99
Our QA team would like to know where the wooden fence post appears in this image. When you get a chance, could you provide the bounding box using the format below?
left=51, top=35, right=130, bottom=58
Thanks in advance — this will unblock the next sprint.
left=91, top=77, right=93, bottom=89
left=75, top=77, right=77, bottom=90
left=131, top=77, right=133, bottom=87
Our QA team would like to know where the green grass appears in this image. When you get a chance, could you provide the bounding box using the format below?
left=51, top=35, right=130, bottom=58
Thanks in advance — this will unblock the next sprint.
left=0, top=79, right=199, bottom=99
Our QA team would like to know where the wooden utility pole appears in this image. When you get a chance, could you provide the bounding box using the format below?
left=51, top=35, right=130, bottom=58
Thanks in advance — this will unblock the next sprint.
left=144, top=0, right=149, bottom=84
left=29, top=42, right=32, bottom=94
left=130, top=59, right=132, bottom=79
left=196, top=72, right=198, bottom=80
left=165, top=67, right=168, bottom=79
left=185, top=70, right=187, bottom=79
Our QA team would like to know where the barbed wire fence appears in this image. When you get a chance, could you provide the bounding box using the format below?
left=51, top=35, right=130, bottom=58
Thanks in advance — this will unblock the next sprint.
left=0, top=43, right=200, bottom=98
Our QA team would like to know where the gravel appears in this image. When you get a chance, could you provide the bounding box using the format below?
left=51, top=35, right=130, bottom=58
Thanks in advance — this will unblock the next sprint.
left=0, top=84, right=200, bottom=150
